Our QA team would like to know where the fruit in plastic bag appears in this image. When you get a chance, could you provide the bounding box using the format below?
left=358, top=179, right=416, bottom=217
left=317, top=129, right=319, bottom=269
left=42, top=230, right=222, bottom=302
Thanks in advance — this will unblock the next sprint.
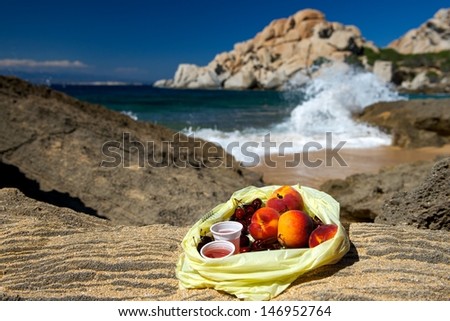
left=176, top=184, right=350, bottom=301
left=266, top=185, right=303, bottom=213
left=248, top=207, right=280, bottom=240
left=277, top=210, right=314, bottom=248
left=309, top=224, right=338, bottom=248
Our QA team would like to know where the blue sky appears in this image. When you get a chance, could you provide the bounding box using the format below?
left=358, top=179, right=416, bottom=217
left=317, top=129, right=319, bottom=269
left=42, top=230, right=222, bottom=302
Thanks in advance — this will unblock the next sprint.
left=0, top=0, right=448, bottom=83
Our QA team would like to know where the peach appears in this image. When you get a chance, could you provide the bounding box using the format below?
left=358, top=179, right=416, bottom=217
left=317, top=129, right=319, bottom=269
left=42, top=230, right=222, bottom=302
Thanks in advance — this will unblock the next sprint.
left=309, top=224, right=338, bottom=248
left=266, top=185, right=303, bottom=214
left=277, top=210, right=314, bottom=248
left=248, top=207, right=280, bottom=240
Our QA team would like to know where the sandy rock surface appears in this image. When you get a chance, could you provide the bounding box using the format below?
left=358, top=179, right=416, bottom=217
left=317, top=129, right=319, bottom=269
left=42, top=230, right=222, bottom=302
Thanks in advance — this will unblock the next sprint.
left=1, top=188, right=448, bottom=301
left=320, top=160, right=435, bottom=224
left=380, top=157, right=450, bottom=230
left=358, top=99, right=450, bottom=148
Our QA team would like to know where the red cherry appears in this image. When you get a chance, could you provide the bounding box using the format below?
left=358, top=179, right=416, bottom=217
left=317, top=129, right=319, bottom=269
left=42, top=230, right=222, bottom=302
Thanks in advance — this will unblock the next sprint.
left=235, top=207, right=246, bottom=219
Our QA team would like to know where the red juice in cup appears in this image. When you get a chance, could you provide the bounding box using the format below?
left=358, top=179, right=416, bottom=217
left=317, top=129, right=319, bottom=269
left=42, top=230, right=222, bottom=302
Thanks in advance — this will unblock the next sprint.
left=210, top=221, right=243, bottom=254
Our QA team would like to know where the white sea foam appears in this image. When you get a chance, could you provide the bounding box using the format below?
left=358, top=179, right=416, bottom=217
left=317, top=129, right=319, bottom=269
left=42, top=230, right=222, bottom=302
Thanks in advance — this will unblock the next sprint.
left=184, top=63, right=405, bottom=163
left=121, top=110, right=138, bottom=121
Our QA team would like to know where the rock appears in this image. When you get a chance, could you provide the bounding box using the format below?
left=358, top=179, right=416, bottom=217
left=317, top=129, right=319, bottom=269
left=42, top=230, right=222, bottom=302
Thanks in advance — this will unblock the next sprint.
left=1, top=187, right=448, bottom=300
left=187, top=69, right=220, bottom=89
left=172, top=64, right=199, bottom=87
left=259, top=70, right=287, bottom=89
left=373, top=60, right=393, bottom=83
left=278, top=55, right=308, bottom=77
left=379, top=157, right=450, bottom=230
left=358, top=99, right=450, bottom=148
left=155, top=9, right=373, bottom=90
left=223, top=67, right=257, bottom=89
left=327, top=29, right=358, bottom=51
left=153, top=79, right=173, bottom=88
left=388, top=8, right=450, bottom=54
left=320, top=161, right=435, bottom=224
left=233, top=41, right=254, bottom=56
left=256, top=47, right=272, bottom=67
left=407, top=71, right=432, bottom=91
left=0, top=76, right=262, bottom=226
left=293, top=8, right=325, bottom=25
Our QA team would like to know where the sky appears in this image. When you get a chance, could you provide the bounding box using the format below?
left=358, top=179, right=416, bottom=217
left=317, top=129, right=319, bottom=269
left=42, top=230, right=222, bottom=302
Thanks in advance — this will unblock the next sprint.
left=0, top=0, right=448, bottom=84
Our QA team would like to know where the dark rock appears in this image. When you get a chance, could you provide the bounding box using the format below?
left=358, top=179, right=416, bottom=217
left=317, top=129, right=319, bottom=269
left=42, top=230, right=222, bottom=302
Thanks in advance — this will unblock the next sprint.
left=358, top=99, right=450, bottom=148
left=379, top=157, right=450, bottom=230
left=0, top=76, right=262, bottom=226
left=320, top=161, right=434, bottom=224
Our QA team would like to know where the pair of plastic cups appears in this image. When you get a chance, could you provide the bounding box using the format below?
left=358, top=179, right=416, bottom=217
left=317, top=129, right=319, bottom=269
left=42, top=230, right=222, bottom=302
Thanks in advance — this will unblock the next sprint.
left=200, top=221, right=243, bottom=260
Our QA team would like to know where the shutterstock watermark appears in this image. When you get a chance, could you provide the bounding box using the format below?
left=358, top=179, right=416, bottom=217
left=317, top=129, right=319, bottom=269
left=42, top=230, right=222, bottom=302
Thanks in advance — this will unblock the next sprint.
left=100, top=132, right=348, bottom=169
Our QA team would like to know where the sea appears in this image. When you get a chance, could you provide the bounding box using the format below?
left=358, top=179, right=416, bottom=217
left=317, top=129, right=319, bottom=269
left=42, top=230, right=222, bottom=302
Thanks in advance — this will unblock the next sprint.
left=52, top=64, right=450, bottom=164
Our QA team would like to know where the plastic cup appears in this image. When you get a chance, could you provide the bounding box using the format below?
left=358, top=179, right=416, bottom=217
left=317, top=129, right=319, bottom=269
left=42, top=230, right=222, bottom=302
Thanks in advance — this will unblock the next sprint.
left=210, top=221, right=243, bottom=254
left=200, top=240, right=235, bottom=260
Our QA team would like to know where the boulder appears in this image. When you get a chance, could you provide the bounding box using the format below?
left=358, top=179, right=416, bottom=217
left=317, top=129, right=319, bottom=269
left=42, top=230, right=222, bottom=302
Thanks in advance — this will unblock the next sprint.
left=258, top=69, right=287, bottom=89
left=320, top=160, right=435, bottom=224
left=152, top=79, right=173, bottom=88
left=256, top=47, right=272, bottom=67
left=1, top=187, right=448, bottom=300
left=358, top=99, right=450, bottom=148
left=278, top=54, right=308, bottom=77
left=187, top=68, right=221, bottom=89
left=172, top=64, right=202, bottom=88
left=388, top=8, right=450, bottom=54
left=379, top=157, right=450, bottom=230
left=373, top=60, right=393, bottom=83
left=223, top=67, right=257, bottom=89
left=0, top=76, right=261, bottom=226
left=327, top=30, right=357, bottom=51
left=293, top=8, right=325, bottom=25
left=406, top=71, right=431, bottom=91
left=233, top=40, right=254, bottom=56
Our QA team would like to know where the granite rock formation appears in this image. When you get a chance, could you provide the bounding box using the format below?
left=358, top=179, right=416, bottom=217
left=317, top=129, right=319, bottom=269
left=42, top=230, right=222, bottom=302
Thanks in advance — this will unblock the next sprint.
left=155, top=9, right=375, bottom=90
left=388, top=8, right=450, bottom=54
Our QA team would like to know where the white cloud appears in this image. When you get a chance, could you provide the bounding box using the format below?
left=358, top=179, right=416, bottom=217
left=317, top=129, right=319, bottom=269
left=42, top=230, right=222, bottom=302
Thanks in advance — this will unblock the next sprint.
left=0, top=59, right=87, bottom=68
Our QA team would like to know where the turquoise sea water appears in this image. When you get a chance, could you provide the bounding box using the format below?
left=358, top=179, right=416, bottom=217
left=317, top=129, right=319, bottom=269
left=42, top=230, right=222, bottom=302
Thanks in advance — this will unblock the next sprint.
left=52, top=65, right=450, bottom=162
left=52, top=85, right=292, bottom=132
left=52, top=85, right=450, bottom=132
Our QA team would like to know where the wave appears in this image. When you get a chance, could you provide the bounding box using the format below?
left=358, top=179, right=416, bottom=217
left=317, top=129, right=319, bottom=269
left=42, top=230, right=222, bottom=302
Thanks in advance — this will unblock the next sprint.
left=187, top=63, right=405, bottom=164
left=120, top=110, right=138, bottom=120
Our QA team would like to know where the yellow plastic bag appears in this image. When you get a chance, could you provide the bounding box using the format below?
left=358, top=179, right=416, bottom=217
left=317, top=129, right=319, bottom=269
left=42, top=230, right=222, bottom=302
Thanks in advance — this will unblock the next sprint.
left=176, top=184, right=350, bottom=301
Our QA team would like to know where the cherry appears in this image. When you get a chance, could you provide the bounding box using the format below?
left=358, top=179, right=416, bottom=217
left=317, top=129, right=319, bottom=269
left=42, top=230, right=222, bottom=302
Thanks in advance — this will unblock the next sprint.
left=196, top=235, right=213, bottom=252
left=244, top=205, right=255, bottom=216
left=235, top=207, right=246, bottom=219
left=240, top=234, right=250, bottom=247
left=250, top=237, right=280, bottom=251
left=252, top=198, right=263, bottom=209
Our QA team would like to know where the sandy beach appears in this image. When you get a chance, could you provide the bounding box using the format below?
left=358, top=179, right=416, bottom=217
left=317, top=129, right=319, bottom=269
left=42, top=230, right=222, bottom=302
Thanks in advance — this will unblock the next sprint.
left=250, top=144, right=450, bottom=188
